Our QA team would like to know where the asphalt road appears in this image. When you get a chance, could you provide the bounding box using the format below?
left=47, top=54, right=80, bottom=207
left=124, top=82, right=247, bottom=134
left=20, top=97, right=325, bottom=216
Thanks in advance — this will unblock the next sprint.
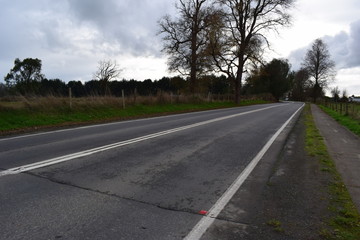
left=0, top=102, right=303, bottom=240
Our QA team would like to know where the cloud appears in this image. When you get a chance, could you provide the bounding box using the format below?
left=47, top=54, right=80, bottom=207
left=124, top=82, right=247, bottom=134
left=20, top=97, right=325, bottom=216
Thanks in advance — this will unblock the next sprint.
left=324, top=20, right=360, bottom=69
left=2, top=0, right=174, bottom=54
left=66, top=0, right=173, bottom=57
left=287, top=19, right=360, bottom=95
left=0, top=0, right=175, bottom=82
left=289, top=19, right=360, bottom=70
left=348, top=20, right=360, bottom=67
left=328, top=67, right=360, bottom=96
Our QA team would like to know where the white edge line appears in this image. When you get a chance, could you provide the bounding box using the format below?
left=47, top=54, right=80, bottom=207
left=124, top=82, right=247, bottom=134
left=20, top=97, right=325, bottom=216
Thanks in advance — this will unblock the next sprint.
left=0, top=104, right=283, bottom=177
left=184, top=103, right=304, bottom=240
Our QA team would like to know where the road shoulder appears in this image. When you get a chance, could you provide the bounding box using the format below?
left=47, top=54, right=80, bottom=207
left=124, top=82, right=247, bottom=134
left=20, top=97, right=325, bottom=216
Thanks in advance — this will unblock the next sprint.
left=203, top=105, right=335, bottom=239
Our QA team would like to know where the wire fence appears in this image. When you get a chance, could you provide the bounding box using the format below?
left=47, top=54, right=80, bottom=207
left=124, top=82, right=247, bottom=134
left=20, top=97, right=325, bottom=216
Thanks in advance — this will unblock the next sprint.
left=321, top=101, right=360, bottom=122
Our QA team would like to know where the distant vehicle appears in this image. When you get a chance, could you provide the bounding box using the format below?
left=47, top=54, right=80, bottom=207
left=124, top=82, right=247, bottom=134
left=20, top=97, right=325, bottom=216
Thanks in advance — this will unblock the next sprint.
left=349, top=95, right=360, bottom=103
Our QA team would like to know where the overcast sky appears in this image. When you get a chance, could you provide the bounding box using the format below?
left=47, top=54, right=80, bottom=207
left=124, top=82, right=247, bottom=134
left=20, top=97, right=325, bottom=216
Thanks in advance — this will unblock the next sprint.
left=1, top=0, right=359, bottom=95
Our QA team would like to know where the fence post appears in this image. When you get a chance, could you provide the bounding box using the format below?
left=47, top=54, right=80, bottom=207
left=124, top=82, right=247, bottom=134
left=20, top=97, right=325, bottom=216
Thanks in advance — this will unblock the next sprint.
left=134, top=88, right=137, bottom=104
left=353, top=103, right=356, bottom=118
left=340, top=103, right=343, bottom=115
left=69, top=87, right=72, bottom=109
left=122, top=89, right=125, bottom=109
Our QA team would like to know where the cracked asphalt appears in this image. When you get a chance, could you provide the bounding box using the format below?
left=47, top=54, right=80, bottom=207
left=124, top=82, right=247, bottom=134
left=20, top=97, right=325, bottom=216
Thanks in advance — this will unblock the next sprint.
left=0, top=103, right=304, bottom=239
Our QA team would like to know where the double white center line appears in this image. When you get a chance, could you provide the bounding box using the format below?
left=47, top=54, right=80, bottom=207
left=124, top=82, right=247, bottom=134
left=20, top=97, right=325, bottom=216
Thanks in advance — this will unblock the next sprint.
left=0, top=105, right=281, bottom=177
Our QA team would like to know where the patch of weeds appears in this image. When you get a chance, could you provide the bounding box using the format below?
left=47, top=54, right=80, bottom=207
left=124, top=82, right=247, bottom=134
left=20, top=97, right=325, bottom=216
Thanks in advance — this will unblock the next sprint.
left=304, top=104, right=360, bottom=240
left=267, top=219, right=284, bottom=233
left=321, top=167, right=332, bottom=173
left=266, top=181, right=274, bottom=187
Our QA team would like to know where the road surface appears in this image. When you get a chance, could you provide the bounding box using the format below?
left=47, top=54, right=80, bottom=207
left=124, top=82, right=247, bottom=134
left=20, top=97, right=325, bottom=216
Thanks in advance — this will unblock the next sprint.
left=0, top=102, right=303, bottom=240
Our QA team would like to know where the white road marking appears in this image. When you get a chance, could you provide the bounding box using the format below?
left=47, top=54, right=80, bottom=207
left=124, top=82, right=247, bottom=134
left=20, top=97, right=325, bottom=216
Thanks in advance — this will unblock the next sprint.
left=342, top=139, right=348, bottom=144
left=333, top=129, right=339, bottom=133
left=184, top=103, right=304, bottom=240
left=0, top=104, right=284, bottom=177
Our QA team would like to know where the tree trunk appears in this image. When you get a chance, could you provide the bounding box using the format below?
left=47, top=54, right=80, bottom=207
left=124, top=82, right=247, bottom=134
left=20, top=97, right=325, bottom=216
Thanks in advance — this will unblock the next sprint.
left=190, top=13, right=199, bottom=96
left=235, top=57, right=244, bottom=104
left=190, top=57, right=197, bottom=95
left=313, top=82, right=321, bottom=103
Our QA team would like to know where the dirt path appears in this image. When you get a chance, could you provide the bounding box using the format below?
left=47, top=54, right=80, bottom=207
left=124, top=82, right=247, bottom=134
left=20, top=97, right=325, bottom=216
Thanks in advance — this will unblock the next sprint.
left=311, top=104, right=360, bottom=212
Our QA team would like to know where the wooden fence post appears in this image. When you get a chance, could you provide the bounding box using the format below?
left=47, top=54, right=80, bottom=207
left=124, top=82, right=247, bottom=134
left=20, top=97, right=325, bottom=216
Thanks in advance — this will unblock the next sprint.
left=340, top=103, right=343, bottom=115
left=69, top=87, right=72, bottom=109
left=122, top=89, right=125, bottom=109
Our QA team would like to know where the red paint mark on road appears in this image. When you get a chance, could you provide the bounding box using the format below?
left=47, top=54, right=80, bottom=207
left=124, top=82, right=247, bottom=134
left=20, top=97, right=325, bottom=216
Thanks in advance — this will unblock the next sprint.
left=198, top=210, right=208, bottom=215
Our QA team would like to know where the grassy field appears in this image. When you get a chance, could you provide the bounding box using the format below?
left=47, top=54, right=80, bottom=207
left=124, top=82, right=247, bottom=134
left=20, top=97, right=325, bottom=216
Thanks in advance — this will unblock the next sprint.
left=0, top=96, right=269, bottom=133
left=319, top=103, right=360, bottom=137
left=322, top=102, right=360, bottom=120
left=305, top=104, right=360, bottom=239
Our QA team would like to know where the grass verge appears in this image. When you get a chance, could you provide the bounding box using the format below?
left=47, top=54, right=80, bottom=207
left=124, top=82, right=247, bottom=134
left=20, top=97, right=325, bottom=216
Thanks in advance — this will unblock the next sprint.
left=319, top=105, right=360, bottom=137
left=304, top=104, right=360, bottom=240
left=0, top=99, right=268, bottom=134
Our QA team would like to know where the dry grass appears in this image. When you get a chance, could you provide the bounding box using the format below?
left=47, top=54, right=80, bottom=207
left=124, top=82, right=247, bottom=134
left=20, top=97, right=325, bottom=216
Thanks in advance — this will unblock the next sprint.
left=0, top=93, right=269, bottom=111
left=0, top=94, right=271, bottom=133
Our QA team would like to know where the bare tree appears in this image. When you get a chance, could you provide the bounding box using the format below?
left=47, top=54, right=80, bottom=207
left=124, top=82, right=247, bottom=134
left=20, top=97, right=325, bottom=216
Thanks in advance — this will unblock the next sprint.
left=331, top=86, right=340, bottom=102
left=94, top=60, right=122, bottom=95
left=302, top=38, right=336, bottom=103
left=291, top=68, right=311, bottom=101
left=207, top=0, right=294, bottom=103
left=341, top=89, right=348, bottom=102
left=159, top=0, right=212, bottom=94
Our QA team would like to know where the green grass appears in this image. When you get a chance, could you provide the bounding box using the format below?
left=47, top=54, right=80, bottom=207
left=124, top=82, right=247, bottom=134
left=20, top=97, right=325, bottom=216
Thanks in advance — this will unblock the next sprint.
left=267, top=219, right=284, bottom=233
left=319, top=105, right=360, bottom=137
left=0, top=98, right=268, bottom=133
left=304, top=104, right=360, bottom=240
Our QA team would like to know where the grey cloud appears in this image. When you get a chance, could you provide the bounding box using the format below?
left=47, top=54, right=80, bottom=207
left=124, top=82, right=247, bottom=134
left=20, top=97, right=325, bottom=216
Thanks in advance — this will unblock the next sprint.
left=348, top=20, right=360, bottom=67
left=326, top=19, right=360, bottom=69
left=324, top=31, right=349, bottom=68
left=2, top=0, right=172, bottom=58
left=68, top=0, right=117, bottom=24
left=288, top=48, right=307, bottom=70
left=289, top=19, right=360, bottom=70
left=0, top=0, right=171, bottom=83
left=66, top=0, right=173, bottom=57
left=0, top=1, right=73, bottom=56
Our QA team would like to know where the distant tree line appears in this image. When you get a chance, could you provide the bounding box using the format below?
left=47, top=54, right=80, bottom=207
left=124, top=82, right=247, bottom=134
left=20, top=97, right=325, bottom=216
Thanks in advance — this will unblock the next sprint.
left=66, top=76, right=230, bottom=98
left=3, top=36, right=336, bottom=103
left=1, top=41, right=337, bottom=103
left=2, top=58, right=234, bottom=98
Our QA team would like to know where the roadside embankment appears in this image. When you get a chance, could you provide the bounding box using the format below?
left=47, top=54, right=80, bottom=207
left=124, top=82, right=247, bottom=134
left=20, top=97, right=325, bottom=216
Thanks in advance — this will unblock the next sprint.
left=0, top=97, right=268, bottom=135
